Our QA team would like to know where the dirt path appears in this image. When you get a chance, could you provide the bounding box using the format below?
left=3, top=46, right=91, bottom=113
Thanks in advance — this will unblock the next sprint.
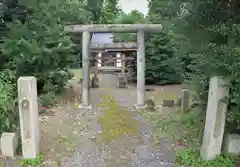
left=0, top=86, right=176, bottom=167
left=60, top=88, right=174, bottom=167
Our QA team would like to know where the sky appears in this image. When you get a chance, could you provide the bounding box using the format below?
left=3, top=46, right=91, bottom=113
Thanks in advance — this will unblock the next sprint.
left=118, top=0, right=149, bottom=15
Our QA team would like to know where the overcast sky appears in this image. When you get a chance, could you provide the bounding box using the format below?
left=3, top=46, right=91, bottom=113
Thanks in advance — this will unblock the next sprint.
left=118, top=0, right=149, bottom=15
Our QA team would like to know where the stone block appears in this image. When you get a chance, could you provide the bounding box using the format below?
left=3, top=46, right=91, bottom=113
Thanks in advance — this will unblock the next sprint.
left=200, top=76, right=230, bottom=160
left=223, top=133, right=240, bottom=154
left=174, top=97, right=182, bottom=106
left=1, top=133, right=19, bottom=157
left=18, top=76, right=40, bottom=159
left=161, top=99, right=174, bottom=107
left=181, top=89, right=190, bottom=113
left=117, top=74, right=127, bottom=88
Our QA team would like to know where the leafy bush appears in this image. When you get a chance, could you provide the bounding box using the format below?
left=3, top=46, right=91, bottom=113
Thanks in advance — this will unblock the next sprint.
left=0, top=0, right=91, bottom=133
left=145, top=31, right=182, bottom=85
left=0, top=69, right=18, bottom=133
left=176, top=0, right=240, bottom=132
left=1, top=0, right=90, bottom=94
left=176, top=148, right=236, bottom=167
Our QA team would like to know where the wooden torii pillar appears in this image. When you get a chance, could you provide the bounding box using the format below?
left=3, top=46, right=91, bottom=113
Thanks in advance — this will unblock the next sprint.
left=64, top=24, right=163, bottom=108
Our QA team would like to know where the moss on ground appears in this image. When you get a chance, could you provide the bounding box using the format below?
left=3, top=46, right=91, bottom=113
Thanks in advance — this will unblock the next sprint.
left=96, top=95, right=139, bottom=143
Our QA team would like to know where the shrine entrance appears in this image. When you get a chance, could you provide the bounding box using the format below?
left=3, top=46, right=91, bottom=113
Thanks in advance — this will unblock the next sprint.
left=64, top=24, right=163, bottom=108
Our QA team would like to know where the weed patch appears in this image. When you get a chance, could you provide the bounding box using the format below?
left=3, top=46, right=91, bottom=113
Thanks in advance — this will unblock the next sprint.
left=96, top=95, right=139, bottom=143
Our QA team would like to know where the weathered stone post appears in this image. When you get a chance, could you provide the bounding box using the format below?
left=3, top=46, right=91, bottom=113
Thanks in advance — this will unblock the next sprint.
left=81, top=31, right=91, bottom=108
left=200, top=76, right=229, bottom=160
left=136, top=30, right=145, bottom=107
left=181, top=89, right=190, bottom=113
left=18, top=77, right=40, bottom=159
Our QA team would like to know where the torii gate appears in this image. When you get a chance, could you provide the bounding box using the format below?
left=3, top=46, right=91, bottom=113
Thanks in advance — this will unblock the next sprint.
left=64, top=24, right=163, bottom=108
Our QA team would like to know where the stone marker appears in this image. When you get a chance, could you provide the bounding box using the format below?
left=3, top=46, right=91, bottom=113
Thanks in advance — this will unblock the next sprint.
left=1, top=133, right=19, bottom=157
left=91, top=74, right=99, bottom=88
left=174, top=96, right=182, bottom=106
left=223, top=133, right=240, bottom=154
left=181, top=89, right=190, bottom=113
left=161, top=99, right=175, bottom=107
left=200, top=76, right=229, bottom=160
left=117, top=74, right=127, bottom=88
left=18, top=76, right=40, bottom=159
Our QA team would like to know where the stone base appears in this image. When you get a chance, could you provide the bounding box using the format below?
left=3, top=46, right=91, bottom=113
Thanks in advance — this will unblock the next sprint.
left=1, top=132, right=19, bottom=157
left=223, top=133, right=240, bottom=154
left=78, top=104, right=93, bottom=109
left=133, top=104, right=147, bottom=109
left=117, top=85, right=128, bottom=88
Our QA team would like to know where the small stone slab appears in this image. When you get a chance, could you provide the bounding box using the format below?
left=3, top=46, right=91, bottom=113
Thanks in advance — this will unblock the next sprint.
left=223, top=133, right=240, bottom=154
left=1, top=132, right=19, bottom=157
left=134, top=104, right=147, bottom=109
left=161, top=99, right=174, bottom=107
left=78, top=104, right=93, bottom=109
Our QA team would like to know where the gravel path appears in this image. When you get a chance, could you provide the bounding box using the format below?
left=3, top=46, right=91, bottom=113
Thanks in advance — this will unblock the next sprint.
left=61, top=88, right=174, bottom=167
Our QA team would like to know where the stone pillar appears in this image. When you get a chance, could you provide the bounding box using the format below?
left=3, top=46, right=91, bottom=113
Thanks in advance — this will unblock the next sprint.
left=181, top=89, right=190, bottom=113
left=136, top=30, right=145, bottom=107
left=81, top=31, right=91, bottom=107
left=18, top=77, right=40, bottom=159
left=200, top=76, right=229, bottom=160
left=97, top=52, right=102, bottom=68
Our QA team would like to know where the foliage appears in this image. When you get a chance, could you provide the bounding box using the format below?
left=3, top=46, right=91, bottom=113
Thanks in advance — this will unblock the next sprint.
left=101, top=0, right=122, bottom=23
left=139, top=104, right=236, bottom=166
left=175, top=148, right=236, bottom=167
left=2, top=0, right=90, bottom=94
left=0, top=69, right=18, bottom=133
left=113, top=10, right=146, bottom=42
left=39, top=92, right=58, bottom=108
left=175, top=0, right=240, bottom=132
left=146, top=0, right=182, bottom=85
left=84, top=0, right=104, bottom=23
left=19, top=153, right=44, bottom=166
left=139, top=107, right=204, bottom=146
left=0, top=0, right=91, bottom=133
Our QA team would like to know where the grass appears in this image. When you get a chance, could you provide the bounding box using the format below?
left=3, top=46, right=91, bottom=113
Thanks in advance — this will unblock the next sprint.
left=96, top=94, right=139, bottom=143
left=138, top=107, right=204, bottom=147
left=138, top=105, right=239, bottom=167
left=19, top=153, right=44, bottom=167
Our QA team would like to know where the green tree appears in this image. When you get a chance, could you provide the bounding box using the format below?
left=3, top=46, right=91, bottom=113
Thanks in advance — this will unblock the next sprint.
left=101, top=0, right=121, bottom=23
left=146, top=0, right=182, bottom=84
left=177, top=0, right=240, bottom=131
left=114, top=10, right=146, bottom=42
left=2, top=0, right=91, bottom=93
left=84, top=0, right=104, bottom=23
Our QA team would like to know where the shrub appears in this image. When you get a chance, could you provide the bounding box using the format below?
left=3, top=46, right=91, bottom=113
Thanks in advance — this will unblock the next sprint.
left=0, top=69, right=18, bottom=133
